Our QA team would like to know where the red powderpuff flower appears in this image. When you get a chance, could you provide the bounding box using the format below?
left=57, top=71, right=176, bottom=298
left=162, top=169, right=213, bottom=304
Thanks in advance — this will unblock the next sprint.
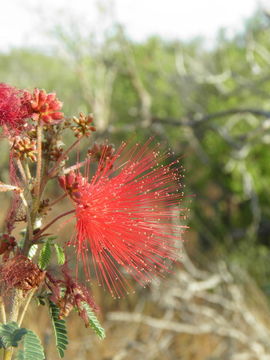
left=60, top=141, right=187, bottom=297
left=30, top=88, right=64, bottom=125
left=0, top=83, right=31, bottom=133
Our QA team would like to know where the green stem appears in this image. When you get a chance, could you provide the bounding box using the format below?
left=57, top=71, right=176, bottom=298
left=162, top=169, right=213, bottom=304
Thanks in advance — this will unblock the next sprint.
left=3, top=349, right=13, bottom=360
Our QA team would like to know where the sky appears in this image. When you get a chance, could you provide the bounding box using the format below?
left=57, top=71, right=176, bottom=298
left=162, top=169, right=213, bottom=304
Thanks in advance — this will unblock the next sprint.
left=0, top=0, right=268, bottom=51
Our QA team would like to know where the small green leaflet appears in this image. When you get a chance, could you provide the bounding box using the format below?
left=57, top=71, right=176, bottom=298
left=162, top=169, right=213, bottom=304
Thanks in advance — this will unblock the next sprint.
left=38, top=241, right=51, bottom=270
left=28, top=244, right=38, bottom=259
left=38, top=238, right=65, bottom=269
left=49, top=300, right=68, bottom=358
left=15, top=330, right=45, bottom=360
left=54, top=244, right=65, bottom=265
left=81, top=302, right=106, bottom=339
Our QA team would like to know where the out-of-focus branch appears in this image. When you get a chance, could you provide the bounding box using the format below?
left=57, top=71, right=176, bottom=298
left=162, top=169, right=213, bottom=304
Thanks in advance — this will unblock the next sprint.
left=108, top=245, right=270, bottom=359
left=152, top=108, right=270, bottom=127
left=117, top=29, right=152, bottom=127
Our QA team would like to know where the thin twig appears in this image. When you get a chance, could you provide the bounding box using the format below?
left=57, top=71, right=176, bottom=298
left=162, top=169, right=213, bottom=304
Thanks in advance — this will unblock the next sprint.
left=19, top=192, right=33, bottom=243
left=18, top=288, right=36, bottom=326
left=24, top=162, right=32, bottom=181
left=64, top=159, right=87, bottom=174
left=33, top=209, right=75, bottom=240
left=35, top=124, right=43, bottom=199
left=152, top=108, right=270, bottom=127
left=0, top=296, right=6, bottom=324
left=16, top=159, right=27, bottom=184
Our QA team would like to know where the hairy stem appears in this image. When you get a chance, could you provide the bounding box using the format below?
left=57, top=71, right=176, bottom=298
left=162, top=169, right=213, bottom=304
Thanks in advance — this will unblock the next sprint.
left=24, top=162, right=32, bottom=181
left=20, top=193, right=33, bottom=256
left=0, top=297, right=6, bottom=324
left=16, top=159, right=27, bottom=185
left=9, top=290, right=23, bottom=322
left=18, top=288, right=36, bottom=327
left=3, top=290, right=23, bottom=360
left=35, top=124, right=43, bottom=199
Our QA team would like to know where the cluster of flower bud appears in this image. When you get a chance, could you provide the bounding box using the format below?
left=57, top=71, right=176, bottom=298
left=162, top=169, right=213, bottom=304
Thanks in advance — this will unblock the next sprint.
left=72, top=113, right=96, bottom=138
left=12, top=136, right=37, bottom=162
left=28, top=88, right=64, bottom=125
left=58, top=172, right=86, bottom=203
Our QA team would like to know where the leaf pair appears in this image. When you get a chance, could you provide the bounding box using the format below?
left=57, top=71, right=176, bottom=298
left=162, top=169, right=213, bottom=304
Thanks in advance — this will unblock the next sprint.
left=49, top=301, right=68, bottom=358
left=38, top=239, right=65, bottom=270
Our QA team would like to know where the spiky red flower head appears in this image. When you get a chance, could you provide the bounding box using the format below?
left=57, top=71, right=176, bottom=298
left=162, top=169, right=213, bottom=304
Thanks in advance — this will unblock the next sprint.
left=60, top=141, right=187, bottom=297
left=0, top=83, right=31, bottom=134
left=30, top=88, right=64, bottom=125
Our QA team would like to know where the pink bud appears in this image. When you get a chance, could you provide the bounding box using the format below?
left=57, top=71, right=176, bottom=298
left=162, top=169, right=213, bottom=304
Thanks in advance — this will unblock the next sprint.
left=52, top=112, right=64, bottom=120
left=47, top=93, right=56, bottom=102
left=58, top=176, right=66, bottom=189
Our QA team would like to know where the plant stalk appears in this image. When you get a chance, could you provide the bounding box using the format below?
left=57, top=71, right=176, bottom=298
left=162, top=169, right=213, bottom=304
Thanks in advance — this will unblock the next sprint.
left=0, top=297, right=6, bottom=324
left=35, top=124, right=43, bottom=200
left=18, top=288, right=36, bottom=327
left=3, top=349, right=13, bottom=360
left=3, top=290, right=23, bottom=360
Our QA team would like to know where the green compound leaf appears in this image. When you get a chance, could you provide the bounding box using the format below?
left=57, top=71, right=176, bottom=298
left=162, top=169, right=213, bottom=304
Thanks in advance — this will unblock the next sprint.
left=17, top=330, right=45, bottom=360
left=81, top=302, right=106, bottom=339
left=49, top=300, right=68, bottom=358
left=54, top=244, right=66, bottom=265
left=38, top=241, right=52, bottom=270
left=0, top=322, right=27, bottom=348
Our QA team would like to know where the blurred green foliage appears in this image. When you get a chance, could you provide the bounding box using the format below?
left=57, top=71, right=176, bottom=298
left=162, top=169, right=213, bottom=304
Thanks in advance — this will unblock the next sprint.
left=1, top=11, right=270, bottom=291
